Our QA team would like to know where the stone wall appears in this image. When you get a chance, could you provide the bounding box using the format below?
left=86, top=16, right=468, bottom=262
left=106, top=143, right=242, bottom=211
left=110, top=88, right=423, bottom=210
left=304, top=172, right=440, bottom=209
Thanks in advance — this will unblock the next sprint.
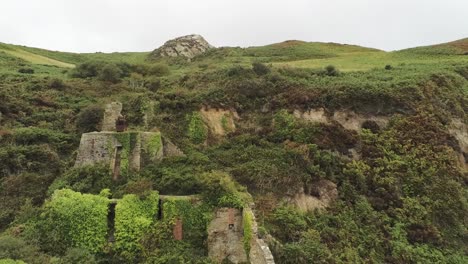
left=207, top=207, right=275, bottom=264
left=102, top=102, right=123, bottom=132
left=208, top=208, right=247, bottom=263
left=75, top=131, right=164, bottom=173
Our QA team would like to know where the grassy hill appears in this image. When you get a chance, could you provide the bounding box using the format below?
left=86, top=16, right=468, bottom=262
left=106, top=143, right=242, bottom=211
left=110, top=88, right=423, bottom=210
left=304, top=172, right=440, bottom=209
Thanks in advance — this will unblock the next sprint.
left=0, top=37, right=467, bottom=263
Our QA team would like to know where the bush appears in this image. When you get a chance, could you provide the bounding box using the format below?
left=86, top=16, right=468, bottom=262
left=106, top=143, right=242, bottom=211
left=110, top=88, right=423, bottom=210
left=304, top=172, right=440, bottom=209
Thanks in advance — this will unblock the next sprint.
left=70, top=61, right=103, bottom=78
left=147, top=64, right=170, bottom=77
left=197, top=171, right=245, bottom=208
left=75, top=105, right=104, bottom=133
left=97, top=63, right=123, bottom=83
left=47, top=164, right=112, bottom=196
left=0, top=235, right=48, bottom=264
left=324, top=65, right=339, bottom=76
left=58, top=248, right=97, bottom=264
left=252, top=62, right=271, bottom=75
left=18, top=68, right=34, bottom=74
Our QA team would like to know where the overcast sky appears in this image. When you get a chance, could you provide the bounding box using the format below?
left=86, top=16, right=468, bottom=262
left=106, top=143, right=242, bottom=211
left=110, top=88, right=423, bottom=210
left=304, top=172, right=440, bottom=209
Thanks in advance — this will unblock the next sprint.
left=1, top=0, right=467, bottom=53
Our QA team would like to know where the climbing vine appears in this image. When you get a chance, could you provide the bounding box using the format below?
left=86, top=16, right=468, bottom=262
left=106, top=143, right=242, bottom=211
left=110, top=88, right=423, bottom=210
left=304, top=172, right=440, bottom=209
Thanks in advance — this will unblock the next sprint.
left=243, top=209, right=253, bottom=256
left=114, top=191, right=159, bottom=260
left=143, top=132, right=162, bottom=160
left=188, top=112, right=208, bottom=144
left=162, top=197, right=212, bottom=245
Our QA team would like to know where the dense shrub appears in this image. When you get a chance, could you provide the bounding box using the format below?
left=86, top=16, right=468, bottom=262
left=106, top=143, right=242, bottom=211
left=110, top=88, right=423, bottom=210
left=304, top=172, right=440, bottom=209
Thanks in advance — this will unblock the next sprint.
left=97, top=63, right=123, bottom=83
left=18, top=68, right=34, bottom=74
left=0, top=235, right=49, bottom=264
left=324, top=65, right=339, bottom=76
left=75, top=105, right=104, bottom=133
left=47, top=164, right=112, bottom=195
left=197, top=171, right=245, bottom=208
left=252, top=62, right=271, bottom=75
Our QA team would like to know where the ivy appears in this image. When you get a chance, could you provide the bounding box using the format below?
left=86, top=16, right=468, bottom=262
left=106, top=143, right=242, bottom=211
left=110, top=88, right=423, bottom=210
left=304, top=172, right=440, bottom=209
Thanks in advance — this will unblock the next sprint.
left=188, top=112, right=208, bottom=144
left=143, top=132, right=162, bottom=160
left=243, top=209, right=253, bottom=256
left=41, top=189, right=109, bottom=253
left=114, top=191, right=159, bottom=260
left=162, top=197, right=212, bottom=246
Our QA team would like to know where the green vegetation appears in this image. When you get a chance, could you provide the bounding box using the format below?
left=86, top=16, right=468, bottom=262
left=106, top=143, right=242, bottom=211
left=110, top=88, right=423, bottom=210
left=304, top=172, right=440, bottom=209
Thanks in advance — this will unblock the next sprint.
left=0, top=36, right=467, bottom=263
left=114, top=191, right=159, bottom=260
left=35, top=189, right=109, bottom=254
left=188, top=112, right=208, bottom=144
left=243, top=210, right=253, bottom=256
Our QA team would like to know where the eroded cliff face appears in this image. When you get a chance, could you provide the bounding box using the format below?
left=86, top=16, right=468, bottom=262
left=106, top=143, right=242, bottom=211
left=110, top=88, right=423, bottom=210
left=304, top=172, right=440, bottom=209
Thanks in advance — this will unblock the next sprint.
left=287, top=179, right=338, bottom=212
left=199, top=107, right=238, bottom=137
left=293, top=108, right=389, bottom=132
left=150, top=34, right=214, bottom=59
left=449, top=119, right=468, bottom=169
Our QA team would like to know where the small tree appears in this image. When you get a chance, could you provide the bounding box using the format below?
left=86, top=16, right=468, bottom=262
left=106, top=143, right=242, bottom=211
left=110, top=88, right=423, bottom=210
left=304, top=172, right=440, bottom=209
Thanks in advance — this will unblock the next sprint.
left=98, top=63, right=123, bottom=83
left=75, top=105, right=104, bottom=133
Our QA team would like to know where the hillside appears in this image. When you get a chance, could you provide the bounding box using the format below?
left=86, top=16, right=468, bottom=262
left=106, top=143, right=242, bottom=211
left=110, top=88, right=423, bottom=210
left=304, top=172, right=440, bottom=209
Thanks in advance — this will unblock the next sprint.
left=0, top=36, right=467, bottom=264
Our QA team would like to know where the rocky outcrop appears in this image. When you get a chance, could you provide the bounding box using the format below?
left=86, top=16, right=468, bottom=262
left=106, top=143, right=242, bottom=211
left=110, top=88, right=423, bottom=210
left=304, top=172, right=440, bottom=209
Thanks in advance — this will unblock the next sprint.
left=102, top=102, right=123, bottom=132
left=287, top=179, right=338, bottom=212
left=293, top=108, right=389, bottom=132
left=332, top=111, right=389, bottom=132
left=449, top=119, right=468, bottom=169
left=200, top=107, right=238, bottom=137
left=150, top=34, right=214, bottom=59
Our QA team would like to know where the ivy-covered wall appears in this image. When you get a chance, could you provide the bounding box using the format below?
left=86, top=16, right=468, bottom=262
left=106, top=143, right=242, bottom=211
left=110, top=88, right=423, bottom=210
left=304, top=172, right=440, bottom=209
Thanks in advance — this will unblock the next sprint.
left=75, top=131, right=163, bottom=176
left=114, top=191, right=159, bottom=259
left=162, top=197, right=212, bottom=246
left=41, top=189, right=109, bottom=253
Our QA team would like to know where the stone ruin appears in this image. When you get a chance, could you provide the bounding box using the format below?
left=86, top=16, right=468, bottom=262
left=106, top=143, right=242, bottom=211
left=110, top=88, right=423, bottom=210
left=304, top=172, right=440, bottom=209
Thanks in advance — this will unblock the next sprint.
left=75, top=102, right=183, bottom=179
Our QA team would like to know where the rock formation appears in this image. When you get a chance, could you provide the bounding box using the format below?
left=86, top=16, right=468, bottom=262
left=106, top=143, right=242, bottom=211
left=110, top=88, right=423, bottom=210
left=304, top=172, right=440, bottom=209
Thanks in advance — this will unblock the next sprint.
left=287, top=179, right=338, bottom=212
left=449, top=119, right=468, bottom=169
left=150, top=34, right=214, bottom=59
left=293, top=108, right=389, bottom=132
left=199, top=107, right=238, bottom=137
